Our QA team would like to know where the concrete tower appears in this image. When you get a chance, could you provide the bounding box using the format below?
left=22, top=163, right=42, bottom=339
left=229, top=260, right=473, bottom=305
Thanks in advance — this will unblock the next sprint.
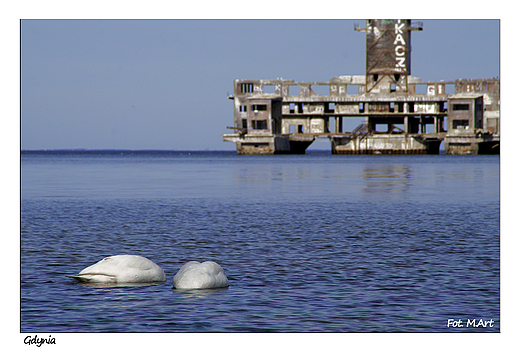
left=356, top=19, right=422, bottom=94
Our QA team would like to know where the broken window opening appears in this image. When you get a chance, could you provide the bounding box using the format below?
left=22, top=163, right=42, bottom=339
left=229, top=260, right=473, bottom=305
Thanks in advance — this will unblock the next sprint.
left=445, top=84, right=455, bottom=94
left=241, top=83, right=254, bottom=93
left=263, top=85, right=275, bottom=93
left=347, top=85, right=359, bottom=95
left=252, top=104, right=267, bottom=111
left=326, top=102, right=335, bottom=113
left=252, top=120, right=268, bottom=130
left=452, top=104, right=470, bottom=111
left=452, top=119, right=469, bottom=129
left=415, top=84, right=427, bottom=94
left=311, top=85, right=329, bottom=95
left=289, top=85, right=300, bottom=96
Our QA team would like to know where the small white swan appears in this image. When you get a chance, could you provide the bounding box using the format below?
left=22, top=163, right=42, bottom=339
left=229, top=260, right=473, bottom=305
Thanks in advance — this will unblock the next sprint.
left=69, top=255, right=166, bottom=283
left=173, top=261, right=229, bottom=290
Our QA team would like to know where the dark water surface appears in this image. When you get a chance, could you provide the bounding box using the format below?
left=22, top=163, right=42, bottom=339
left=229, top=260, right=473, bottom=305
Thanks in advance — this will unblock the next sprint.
left=21, top=151, right=500, bottom=332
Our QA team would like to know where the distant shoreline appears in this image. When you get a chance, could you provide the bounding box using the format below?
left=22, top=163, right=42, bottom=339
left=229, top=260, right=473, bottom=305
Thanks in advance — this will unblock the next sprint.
left=20, top=149, right=239, bottom=153
left=19, top=149, right=457, bottom=156
left=20, top=149, right=332, bottom=153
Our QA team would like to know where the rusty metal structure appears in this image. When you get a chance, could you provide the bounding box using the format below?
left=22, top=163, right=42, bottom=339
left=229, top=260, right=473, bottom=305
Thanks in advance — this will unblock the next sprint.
left=222, top=20, right=500, bottom=155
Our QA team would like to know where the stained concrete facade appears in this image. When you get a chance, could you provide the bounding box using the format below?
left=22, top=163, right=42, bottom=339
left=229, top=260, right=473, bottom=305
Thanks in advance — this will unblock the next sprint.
left=222, top=20, right=499, bottom=155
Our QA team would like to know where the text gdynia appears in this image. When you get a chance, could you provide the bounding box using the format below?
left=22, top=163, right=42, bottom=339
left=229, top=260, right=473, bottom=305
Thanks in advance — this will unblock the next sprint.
left=24, top=335, right=56, bottom=347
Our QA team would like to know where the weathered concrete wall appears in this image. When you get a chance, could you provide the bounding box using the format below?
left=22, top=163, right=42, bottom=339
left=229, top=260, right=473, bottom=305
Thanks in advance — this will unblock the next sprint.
left=332, top=134, right=436, bottom=154
left=414, top=103, right=438, bottom=114
left=310, top=118, right=325, bottom=133
left=282, top=118, right=310, bottom=134
left=336, top=103, right=361, bottom=114
left=444, top=133, right=499, bottom=155
left=224, top=20, right=499, bottom=155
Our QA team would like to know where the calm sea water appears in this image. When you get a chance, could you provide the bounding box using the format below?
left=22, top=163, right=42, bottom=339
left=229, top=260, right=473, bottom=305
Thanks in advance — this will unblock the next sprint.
left=21, top=150, right=500, bottom=332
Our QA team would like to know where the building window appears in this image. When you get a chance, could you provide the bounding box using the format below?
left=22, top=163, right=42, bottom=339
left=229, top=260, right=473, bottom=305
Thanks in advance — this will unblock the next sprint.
left=445, top=84, right=455, bottom=94
left=241, top=83, right=254, bottom=93
left=263, top=85, right=275, bottom=93
left=239, top=105, right=247, bottom=112
left=347, top=85, right=359, bottom=94
left=452, top=119, right=469, bottom=129
left=252, top=120, right=268, bottom=130
left=415, top=84, right=427, bottom=94
left=326, top=102, right=335, bottom=113
left=252, top=104, right=267, bottom=111
left=452, top=104, right=470, bottom=111
left=242, top=119, right=247, bottom=129
left=289, top=85, right=300, bottom=96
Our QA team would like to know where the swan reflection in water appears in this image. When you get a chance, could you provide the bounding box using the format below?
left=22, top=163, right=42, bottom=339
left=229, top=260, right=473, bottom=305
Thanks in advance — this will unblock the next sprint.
left=174, top=287, right=229, bottom=299
left=76, top=281, right=165, bottom=289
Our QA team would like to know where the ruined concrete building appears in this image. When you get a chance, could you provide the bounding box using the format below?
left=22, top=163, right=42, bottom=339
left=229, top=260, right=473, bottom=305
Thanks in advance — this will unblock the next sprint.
left=222, top=20, right=500, bottom=155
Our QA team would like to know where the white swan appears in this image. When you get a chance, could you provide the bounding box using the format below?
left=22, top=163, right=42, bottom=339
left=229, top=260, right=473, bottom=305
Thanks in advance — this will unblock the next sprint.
left=69, top=255, right=166, bottom=283
left=173, top=261, right=229, bottom=290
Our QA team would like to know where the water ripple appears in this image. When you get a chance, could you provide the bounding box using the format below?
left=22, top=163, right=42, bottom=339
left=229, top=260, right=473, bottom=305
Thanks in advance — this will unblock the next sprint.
left=21, top=153, right=499, bottom=332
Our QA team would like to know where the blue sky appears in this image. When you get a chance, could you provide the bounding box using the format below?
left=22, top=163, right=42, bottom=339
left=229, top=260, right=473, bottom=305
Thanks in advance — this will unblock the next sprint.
left=21, top=19, right=499, bottom=150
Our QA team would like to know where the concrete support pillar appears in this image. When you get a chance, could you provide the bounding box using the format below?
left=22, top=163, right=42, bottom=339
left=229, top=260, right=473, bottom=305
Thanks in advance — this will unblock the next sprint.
left=404, top=116, right=409, bottom=133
